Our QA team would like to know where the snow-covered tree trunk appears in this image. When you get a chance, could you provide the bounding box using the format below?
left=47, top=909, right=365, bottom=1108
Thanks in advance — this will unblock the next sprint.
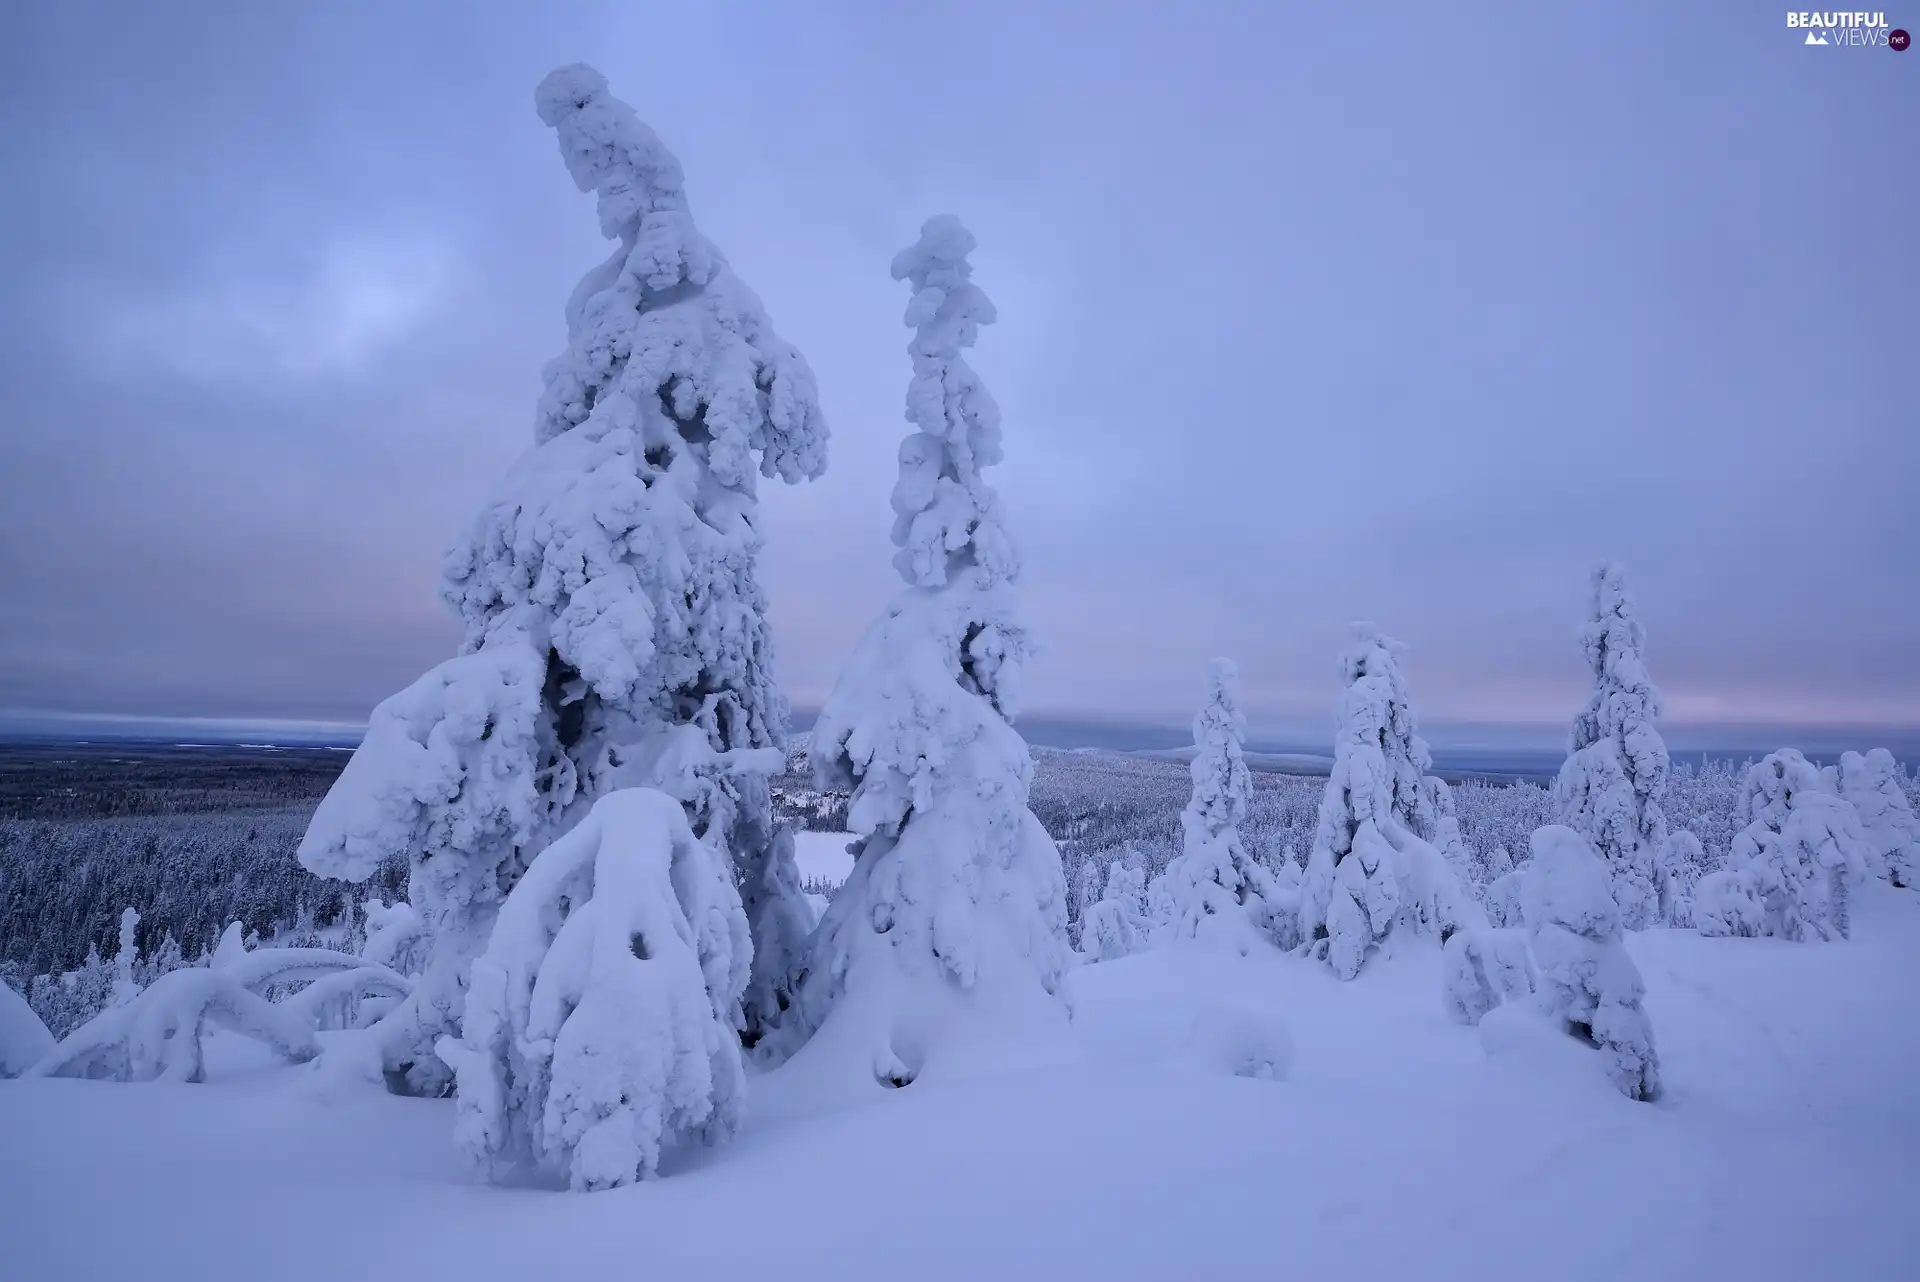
left=1302, top=627, right=1471, bottom=978
left=783, top=217, right=1070, bottom=1086
left=1521, top=825, right=1661, bottom=1101
left=1553, top=562, right=1669, bottom=929
left=1699, top=749, right=1868, bottom=942
left=439, top=789, right=749, bottom=1189
left=1840, top=748, right=1918, bottom=888
left=297, top=64, right=827, bottom=1092
left=1152, top=659, right=1284, bottom=954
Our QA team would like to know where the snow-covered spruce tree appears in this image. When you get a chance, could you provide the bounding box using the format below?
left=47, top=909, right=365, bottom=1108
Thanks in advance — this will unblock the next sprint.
left=1697, top=749, right=1868, bottom=942
left=1079, top=858, right=1150, bottom=962
left=1423, top=775, right=1478, bottom=892
left=1440, top=927, right=1534, bottom=1027
left=1152, top=659, right=1286, bottom=954
left=1300, top=626, right=1471, bottom=979
left=110, top=907, right=141, bottom=1007
left=784, top=216, right=1070, bottom=1084
left=297, top=64, right=827, bottom=1093
left=1656, top=830, right=1705, bottom=929
left=440, top=789, right=747, bottom=1190
left=1840, top=748, right=1917, bottom=888
left=1553, top=561, right=1669, bottom=929
left=1521, top=825, right=1661, bottom=1101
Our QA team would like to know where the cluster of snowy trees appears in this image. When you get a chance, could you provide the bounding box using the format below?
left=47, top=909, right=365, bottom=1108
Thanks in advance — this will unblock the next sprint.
left=1065, top=565, right=1915, bottom=1101
left=8, top=66, right=1918, bottom=1150
left=1, top=65, right=1075, bottom=1190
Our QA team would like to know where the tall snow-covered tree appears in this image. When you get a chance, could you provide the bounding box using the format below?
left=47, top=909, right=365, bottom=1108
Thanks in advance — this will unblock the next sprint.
left=1521, top=825, right=1661, bottom=1101
left=110, top=907, right=141, bottom=1007
left=1697, top=749, right=1868, bottom=942
left=1152, top=659, right=1284, bottom=954
left=297, top=64, right=827, bottom=1093
left=1839, top=748, right=1917, bottom=888
left=784, top=216, right=1070, bottom=1084
left=1300, top=626, right=1470, bottom=979
left=1554, top=561, right=1669, bottom=929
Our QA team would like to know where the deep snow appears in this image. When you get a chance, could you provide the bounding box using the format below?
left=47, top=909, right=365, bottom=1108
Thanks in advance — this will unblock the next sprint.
left=3, top=887, right=1916, bottom=1281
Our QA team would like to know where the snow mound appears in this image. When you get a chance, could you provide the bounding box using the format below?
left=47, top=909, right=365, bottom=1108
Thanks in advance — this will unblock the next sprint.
left=1177, top=1002, right=1293, bottom=1081
left=0, top=981, right=54, bottom=1077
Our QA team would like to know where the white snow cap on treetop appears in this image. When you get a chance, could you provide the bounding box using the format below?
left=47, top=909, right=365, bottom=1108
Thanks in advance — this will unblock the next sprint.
left=888, top=214, right=1017, bottom=590
left=526, top=62, right=826, bottom=484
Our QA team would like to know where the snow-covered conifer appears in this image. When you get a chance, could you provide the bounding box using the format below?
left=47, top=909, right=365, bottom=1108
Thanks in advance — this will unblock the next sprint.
left=1839, top=748, right=1917, bottom=888
left=784, top=216, right=1070, bottom=1082
left=139, top=932, right=186, bottom=987
left=439, top=789, right=749, bottom=1189
left=1553, top=562, right=1669, bottom=929
left=1424, top=776, right=1477, bottom=890
left=1152, top=659, right=1285, bottom=954
left=1697, top=749, right=1868, bottom=942
left=111, top=907, right=141, bottom=1007
left=1440, top=928, right=1534, bottom=1026
left=1486, top=843, right=1515, bottom=882
left=298, top=65, right=827, bottom=1090
left=1655, top=830, right=1704, bottom=928
left=1521, top=825, right=1661, bottom=1101
left=1080, top=859, right=1150, bottom=962
left=1483, top=868, right=1526, bottom=928
left=1301, top=627, right=1470, bottom=978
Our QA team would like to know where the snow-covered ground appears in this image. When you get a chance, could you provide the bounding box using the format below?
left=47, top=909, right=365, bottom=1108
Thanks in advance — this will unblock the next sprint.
left=790, top=829, right=855, bottom=889
left=4, top=886, right=1916, bottom=1281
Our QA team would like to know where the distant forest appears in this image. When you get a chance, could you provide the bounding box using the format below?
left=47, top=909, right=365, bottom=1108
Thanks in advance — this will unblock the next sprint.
left=3, top=739, right=1915, bottom=988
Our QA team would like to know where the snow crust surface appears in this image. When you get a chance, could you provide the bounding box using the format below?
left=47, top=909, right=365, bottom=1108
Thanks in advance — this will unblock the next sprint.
left=6, top=885, right=1916, bottom=1281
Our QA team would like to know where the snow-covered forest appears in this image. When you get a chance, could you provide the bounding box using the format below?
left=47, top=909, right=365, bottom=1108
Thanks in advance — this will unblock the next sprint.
left=4, top=61, right=1917, bottom=1282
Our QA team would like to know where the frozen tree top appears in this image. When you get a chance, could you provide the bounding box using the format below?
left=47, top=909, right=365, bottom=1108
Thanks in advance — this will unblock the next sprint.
left=1186, top=658, right=1250, bottom=839
left=887, top=215, right=1018, bottom=590
left=526, top=63, right=826, bottom=485
left=1572, top=560, right=1662, bottom=753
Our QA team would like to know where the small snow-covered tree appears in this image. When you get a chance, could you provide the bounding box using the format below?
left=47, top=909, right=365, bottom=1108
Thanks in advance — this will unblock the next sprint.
left=1840, top=748, right=1917, bottom=888
left=784, top=216, right=1070, bottom=1083
left=1300, top=627, right=1470, bottom=978
left=1152, top=659, right=1285, bottom=954
left=1424, top=775, right=1477, bottom=890
left=298, top=65, right=827, bottom=1092
left=110, top=907, right=142, bottom=1007
left=1554, top=561, right=1669, bottom=929
left=439, top=789, right=748, bottom=1190
left=1080, top=859, right=1150, bottom=962
left=1521, top=825, right=1661, bottom=1101
left=1440, top=928, right=1534, bottom=1026
left=1485, top=843, right=1515, bottom=883
left=1697, top=749, right=1868, bottom=942
left=1483, top=868, right=1526, bottom=928
left=1655, top=830, right=1705, bottom=928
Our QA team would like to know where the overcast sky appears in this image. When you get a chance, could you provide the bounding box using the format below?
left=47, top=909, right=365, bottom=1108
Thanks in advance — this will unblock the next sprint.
left=0, top=1, right=1913, bottom=746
